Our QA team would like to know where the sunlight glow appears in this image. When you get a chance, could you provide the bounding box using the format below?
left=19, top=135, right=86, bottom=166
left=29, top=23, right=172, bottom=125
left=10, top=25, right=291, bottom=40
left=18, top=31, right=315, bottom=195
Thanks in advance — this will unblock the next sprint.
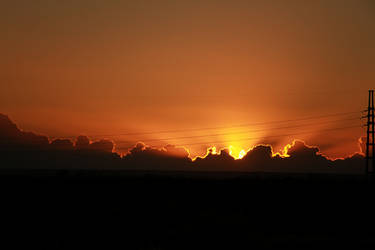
left=272, top=143, right=292, bottom=158
left=192, top=146, right=218, bottom=161
left=191, top=141, right=295, bottom=161
left=229, top=145, right=247, bottom=160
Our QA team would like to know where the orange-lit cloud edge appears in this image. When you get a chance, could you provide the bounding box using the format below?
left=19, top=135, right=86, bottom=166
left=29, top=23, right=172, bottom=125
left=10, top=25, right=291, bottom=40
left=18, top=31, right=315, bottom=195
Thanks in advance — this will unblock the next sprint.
left=114, top=138, right=364, bottom=162
left=2, top=112, right=363, bottom=162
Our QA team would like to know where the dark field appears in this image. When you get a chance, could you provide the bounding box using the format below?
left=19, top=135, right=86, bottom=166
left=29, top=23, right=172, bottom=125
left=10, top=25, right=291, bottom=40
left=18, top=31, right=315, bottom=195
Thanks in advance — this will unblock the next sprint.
left=1, top=170, right=374, bottom=249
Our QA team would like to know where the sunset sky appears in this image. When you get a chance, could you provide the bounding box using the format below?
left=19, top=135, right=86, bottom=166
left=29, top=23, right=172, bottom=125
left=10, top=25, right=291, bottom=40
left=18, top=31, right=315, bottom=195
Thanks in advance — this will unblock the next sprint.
left=1, top=0, right=374, bottom=159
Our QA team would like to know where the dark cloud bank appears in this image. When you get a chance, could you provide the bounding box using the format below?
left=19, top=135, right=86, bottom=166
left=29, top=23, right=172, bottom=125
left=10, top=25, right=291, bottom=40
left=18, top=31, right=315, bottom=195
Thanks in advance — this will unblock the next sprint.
left=0, top=113, right=365, bottom=173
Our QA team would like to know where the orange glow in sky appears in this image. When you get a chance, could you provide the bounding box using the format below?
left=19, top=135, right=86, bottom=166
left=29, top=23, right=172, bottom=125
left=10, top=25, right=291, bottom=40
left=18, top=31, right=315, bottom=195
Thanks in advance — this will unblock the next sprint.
left=190, top=141, right=298, bottom=161
left=229, top=146, right=247, bottom=160
left=1, top=0, right=373, bottom=159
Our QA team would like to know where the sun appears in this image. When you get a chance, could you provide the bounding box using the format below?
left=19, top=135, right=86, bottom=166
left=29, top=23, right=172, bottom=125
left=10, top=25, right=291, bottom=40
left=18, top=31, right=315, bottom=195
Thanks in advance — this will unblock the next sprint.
left=229, top=145, right=247, bottom=160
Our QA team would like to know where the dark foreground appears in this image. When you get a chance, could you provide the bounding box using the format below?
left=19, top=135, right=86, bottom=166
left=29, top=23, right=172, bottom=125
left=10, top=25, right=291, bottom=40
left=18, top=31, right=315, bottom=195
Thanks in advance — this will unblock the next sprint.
left=1, top=170, right=375, bottom=249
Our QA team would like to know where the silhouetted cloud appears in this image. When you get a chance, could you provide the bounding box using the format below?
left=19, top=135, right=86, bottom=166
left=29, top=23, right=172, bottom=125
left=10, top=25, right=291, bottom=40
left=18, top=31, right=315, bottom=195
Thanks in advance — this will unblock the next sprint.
left=74, top=136, right=114, bottom=152
left=50, top=139, right=74, bottom=151
left=242, top=145, right=273, bottom=162
left=194, top=148, right=235, bottom=171
left=0, top=114, right=49, bottom=150
left=75, top=135, right=90, bottom=150
left=125, top=142, right=190, bottom=159
left=89, top=139, right=114, bottom=153
left=358, top=136, right=366, bottom=155
left=0, top=114, right=21, bottom=137
left=288, top=140, right=320, bottom=158
left=0, top=113, right=366, bottom=173
left=164, top=144, right=190, bottom=158
left=122, top=142, right=191, bottom=170
left=192, top=140, right=364, bottom=173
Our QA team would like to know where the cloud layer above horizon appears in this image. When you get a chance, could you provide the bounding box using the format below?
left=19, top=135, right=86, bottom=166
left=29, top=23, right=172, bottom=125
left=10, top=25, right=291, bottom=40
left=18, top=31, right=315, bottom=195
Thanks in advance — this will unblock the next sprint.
left=0, top=113, right=365, bottom=174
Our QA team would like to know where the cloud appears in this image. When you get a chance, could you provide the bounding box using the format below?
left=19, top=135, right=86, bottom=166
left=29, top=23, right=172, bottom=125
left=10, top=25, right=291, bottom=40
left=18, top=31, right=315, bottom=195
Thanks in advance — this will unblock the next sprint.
left=89, top=139, right=114, bottom=153
left=0, top=113, right=366, bottom=173
left=194, top=148, right=236, bottom=171
left=50, top=139, right=74, bottom=150
left=0, top=114, right=120, bottom=169
left=75, top=135, right=90, bottom=149
left=193, top=140, right=364, bottom=174
left=287, top=140, right=320, bottom=158
left=358, top=136, right=366, bottom=155
left=123, top=142, right=191, bottom=170
left=125, top=142, right=190, bottom=159
left=242, top=145, right=273, bottom=162
left=74, top=135, right=114, bottom=153
left=0, top=113, right=49, bottom=150
left=163, top=144, right=190, bottom=158
left=0, top=114, right=21, bottom=137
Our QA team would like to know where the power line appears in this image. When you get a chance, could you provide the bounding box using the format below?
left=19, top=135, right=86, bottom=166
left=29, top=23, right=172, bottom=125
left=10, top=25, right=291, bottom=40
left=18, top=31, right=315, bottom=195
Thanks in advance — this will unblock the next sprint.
left=115, top=124, right=361, bottom=149
left=114, top=117, right=360, bottom=144
left=177, top=125, right=361, bottom=147
left=57, top=110, right=361, bottom=139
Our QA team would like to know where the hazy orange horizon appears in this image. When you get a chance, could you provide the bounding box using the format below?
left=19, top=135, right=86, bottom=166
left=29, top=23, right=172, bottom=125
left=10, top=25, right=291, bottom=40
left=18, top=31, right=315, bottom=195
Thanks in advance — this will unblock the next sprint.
left=1, top=0, right=374, bottom=159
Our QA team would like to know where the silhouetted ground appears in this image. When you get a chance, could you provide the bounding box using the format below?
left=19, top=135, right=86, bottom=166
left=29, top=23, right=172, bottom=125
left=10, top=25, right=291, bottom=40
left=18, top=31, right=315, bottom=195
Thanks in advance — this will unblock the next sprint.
left=1, top=169, right=374, bottom=249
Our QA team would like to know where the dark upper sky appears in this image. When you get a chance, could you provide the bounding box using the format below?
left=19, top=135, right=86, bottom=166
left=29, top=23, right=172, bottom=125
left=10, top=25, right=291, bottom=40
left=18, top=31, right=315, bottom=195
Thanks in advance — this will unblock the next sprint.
left=1, top=0, right=374, bottom=158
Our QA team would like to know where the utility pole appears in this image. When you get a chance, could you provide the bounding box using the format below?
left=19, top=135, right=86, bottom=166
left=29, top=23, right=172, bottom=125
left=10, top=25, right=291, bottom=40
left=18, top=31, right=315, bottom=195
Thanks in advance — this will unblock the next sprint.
left=365, top=90, right=375, bottom=175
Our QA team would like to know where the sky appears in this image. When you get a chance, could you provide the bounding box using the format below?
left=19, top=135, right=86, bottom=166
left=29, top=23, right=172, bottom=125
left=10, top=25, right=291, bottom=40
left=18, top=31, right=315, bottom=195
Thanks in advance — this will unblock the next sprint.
left=1, top=0, right=375, bottom=159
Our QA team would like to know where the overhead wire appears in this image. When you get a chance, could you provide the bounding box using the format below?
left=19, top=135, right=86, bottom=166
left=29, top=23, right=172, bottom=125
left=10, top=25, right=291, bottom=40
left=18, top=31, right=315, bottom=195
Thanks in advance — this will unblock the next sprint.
left=114, top=116, right=361, bottom=144
left=113, top=124, right=362, bottom=150
left=53, top=110, right=362, bottom=139
left=173, top=125, right=361, bottom=147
